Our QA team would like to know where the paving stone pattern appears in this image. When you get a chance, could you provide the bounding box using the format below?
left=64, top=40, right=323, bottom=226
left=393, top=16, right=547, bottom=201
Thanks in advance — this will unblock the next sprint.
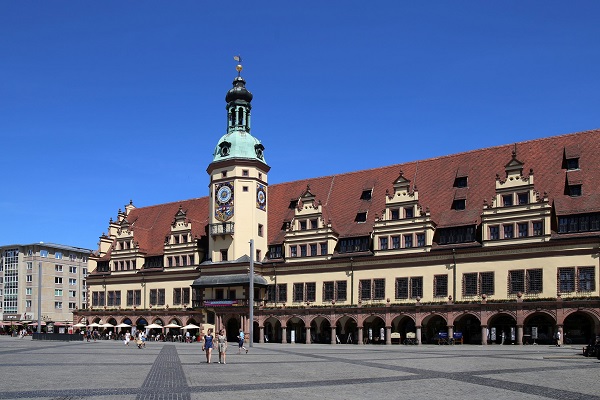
left=0, top=336, right=599, bottom=399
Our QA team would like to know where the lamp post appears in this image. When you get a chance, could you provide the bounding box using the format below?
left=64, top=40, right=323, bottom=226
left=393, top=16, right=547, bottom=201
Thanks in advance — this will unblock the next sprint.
left=249, top=239, right=254, bottom=348
left=37, top=261, right=42, bottom=334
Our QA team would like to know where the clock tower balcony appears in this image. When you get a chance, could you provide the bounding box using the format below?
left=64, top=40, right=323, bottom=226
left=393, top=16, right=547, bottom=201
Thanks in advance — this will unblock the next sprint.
left=210, top=221, right=235, bottom=236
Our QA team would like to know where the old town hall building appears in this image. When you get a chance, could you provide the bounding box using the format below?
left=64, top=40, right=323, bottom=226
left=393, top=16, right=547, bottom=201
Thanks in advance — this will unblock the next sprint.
left=75, top=63, right=600, bottom=346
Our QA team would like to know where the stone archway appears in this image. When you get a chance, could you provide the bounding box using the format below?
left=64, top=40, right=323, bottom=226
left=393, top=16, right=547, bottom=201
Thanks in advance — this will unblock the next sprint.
left=453, top=313, right=481, bottom=344
left=263, top=316, right=282, bottom=343
left=336, top=315, right=357, bottom=344
left=363, top=315, right=386, bottom=344
left=287, top=317, right=306, bottom=344
left=226, top=317, right=240, bottom=342
left=524, top=312, right=556, bottom=345
left=310, top=316, right=331, bottom=344
left=422, top=314, right=447, bottom=344
left=564, top=311, right=596, bottom=345
left=391, top=315, right=416, bottom=343
left=487, top=313, right=517, bottom=345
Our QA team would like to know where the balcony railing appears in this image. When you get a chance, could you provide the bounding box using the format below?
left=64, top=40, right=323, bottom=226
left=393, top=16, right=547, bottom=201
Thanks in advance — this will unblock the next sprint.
left=209, top=222, right=235, bottom=236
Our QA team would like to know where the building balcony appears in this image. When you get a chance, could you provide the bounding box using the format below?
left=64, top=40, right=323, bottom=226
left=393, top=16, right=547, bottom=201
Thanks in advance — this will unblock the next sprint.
left=209, top=222, right=235, bottom=236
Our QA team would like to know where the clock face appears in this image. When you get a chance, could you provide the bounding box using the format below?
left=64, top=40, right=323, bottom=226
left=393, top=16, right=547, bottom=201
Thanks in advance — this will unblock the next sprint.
left=256, top=184, right=267, bottom=211
left=257, top=189, right=266, bottom=205
left=217, top=185, right=232, bottom=204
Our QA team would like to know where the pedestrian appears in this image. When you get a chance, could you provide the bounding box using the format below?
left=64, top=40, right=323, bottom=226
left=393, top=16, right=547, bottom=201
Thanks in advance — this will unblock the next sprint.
left=238, top=328, right=248, bottom=354
left=124, top=331, right=131, bottom=346
left=555, top=330, right=562, bottom=347
left=185, top=330, right=191, bottom=343
left=202, top=328, right=214, bottom=363
left=217, top=329, right=227, bottom=364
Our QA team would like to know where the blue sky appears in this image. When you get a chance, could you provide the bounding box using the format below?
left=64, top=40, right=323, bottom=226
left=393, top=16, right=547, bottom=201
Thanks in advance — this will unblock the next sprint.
left=1, top=1, right=599, bottom=250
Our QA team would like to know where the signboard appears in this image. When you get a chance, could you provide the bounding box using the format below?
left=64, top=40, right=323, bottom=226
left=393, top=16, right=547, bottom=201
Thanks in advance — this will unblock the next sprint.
left=510, top=327, right=516, bottom=341
left=490, top=327, right=496, bottom=341
left=532, top=327, right=538, bottom=340
left=290, top=330, right=296, bottom=344
left=204, top=300, right=238, bottom=307
left=380, top=327, right=385, bottom=341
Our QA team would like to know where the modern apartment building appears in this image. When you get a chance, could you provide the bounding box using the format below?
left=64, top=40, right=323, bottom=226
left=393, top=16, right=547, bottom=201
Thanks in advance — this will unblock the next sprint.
left=75, top=63, right=600, bottom=346
left=1, top=243, right=91, bottom=328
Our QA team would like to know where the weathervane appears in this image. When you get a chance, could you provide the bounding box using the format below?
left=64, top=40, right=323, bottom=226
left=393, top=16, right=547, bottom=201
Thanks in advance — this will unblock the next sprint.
left=234, top=55, right=243, bottom=76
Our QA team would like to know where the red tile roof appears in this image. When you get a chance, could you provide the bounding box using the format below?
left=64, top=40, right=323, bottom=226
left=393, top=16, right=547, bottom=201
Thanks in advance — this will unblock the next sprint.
left=107, top=129, right=600, bottom=255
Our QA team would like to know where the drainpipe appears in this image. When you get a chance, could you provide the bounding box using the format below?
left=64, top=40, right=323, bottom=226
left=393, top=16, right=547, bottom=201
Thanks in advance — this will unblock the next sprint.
left=452, top=249, right=457, bottom=302
left=350, top=257, right=354, bottom=306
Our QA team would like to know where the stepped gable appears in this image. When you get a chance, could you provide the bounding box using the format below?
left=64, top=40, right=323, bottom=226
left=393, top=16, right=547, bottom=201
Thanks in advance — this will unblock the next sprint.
left=122, top=197, right=209, bottom=256
left=265, top=128, right=600, bottom=242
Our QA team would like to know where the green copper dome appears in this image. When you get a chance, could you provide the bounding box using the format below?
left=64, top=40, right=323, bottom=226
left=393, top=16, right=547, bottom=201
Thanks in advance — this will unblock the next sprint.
left=211, top=131, right=266, bottom=164
left=210, top=68, right=267, bottom=166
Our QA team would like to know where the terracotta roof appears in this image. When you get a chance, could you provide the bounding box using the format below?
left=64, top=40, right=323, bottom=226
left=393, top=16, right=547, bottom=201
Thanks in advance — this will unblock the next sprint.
left=105, top=129, right=600, bottom=255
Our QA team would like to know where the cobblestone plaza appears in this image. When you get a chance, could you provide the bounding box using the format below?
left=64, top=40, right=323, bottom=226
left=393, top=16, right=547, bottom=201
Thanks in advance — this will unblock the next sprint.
left=1, top=336, right=599, bottom=399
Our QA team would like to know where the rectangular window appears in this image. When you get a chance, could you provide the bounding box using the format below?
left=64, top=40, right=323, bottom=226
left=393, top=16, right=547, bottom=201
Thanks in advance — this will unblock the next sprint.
left=390, top=209, right=400, bottom=220
left=463, top=273, right=478, bottom=296
left=404, top=207, right=414, bottom=219
left=310, top=244, right=317, bottom=256
left=69, top=302, right=77, bottom=309
left=258, top=224, right=263, bottom=237
left=489, top=226, right=500, bottom=240
left=379, top=237, right=388, bottom=250
left=55, top=252, right=63, bottom=259
left=26, top=300, right=32, bottom=308
left=320, top=243, right=328, bottom=255
left=300, top=220, right=307, bottom=230
left=27, top=275, right=33, bottom=282
left=69, top=290, right=76, bottom=297
left=55, top=289, right=63, bottom=297
left=55, top=301, right=62, bottom=309
left=395, top=277, right=409, bottom=299
left=518, top=223, right=528, bottom=237
left=503, top=194, right=513, bottom=207
left=558, top=267, right=575, bottom=293
left=509, top=270, right=525, bottom=294
left=452, top=199, right=466, bottom=210
left=69, top=278, right=76, bottom=286
left=392, top=236, right=400, bottom=249
left=300, top=245, right=307, bottom=257
left=158, top=289, right=165, bottom=305
left=532, top=221, right=543, bottom=236
left=373, top=278, right=385, bottom=300
left=323, top=281, right=335, bottom=302
left=256, top=250, right=261, bottom=261
left=355, top=212, right=367, bottom=222
left=55, top=277, right=63, bottom=284
left=434, top=274, right=448, bottom=298
left=310, top=219, right=318, bottom=229
left=404, top=234, right=413, bottom=248
left=173, top=288, right=182, bottom=305
left=569, top=184, right=582, bottom=197
left=266, top=285, right=275, bottom=302
left=26, top=288, right=32, bottom=295
left=40, top=250, right=48, bottom=257
left=268, top=245, right=283, bottom=259
left=503, top=225, right=514, bottom=239
left=416, top=233, right=425, bottom=247
left=55, top=265, right=63, bottom=272
left=359, top=279, right=371, bottom=301
left=242, top=169, right=249, bottom=176
left=277, top=284, right=287, bottom=303
left=518, top=192, right=529, bottom=205
left=182, top=288, right=190, bottom=304
left=220, top=250, right=228, bottom=261
left=410, top=277, right=423, bottom=299
left=27, top=262, right=33, bottom=270
left=98, top=292, right=105, bottom=306
left=526, top=269, right=543, bottom=293
left=293, top=283, right=304, bottom=302
left=107, top=291, right=115, bottom=306
left=336, top=281, right=347, bottom=301
left=150, top=289, right=157, bottom=305
left=69, top=266, right=77, bottom=273
left=578, top=267, right=595, bottom=292
left=480, top=272, right=495, bottom=295
left=305, top=282, right=316, bottom=302
left=290, top=246, right=297, bottom=258
left=566, top=158, right=579, bottom=170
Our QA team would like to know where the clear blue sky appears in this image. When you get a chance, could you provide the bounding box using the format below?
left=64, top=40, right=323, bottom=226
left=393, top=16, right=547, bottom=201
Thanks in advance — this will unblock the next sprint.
left=1, top=1, right=599, bottom=250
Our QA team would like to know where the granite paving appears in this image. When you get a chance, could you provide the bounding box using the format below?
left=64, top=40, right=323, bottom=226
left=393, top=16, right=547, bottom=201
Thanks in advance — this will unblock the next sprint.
left=0, top=336, right=599, bottom=399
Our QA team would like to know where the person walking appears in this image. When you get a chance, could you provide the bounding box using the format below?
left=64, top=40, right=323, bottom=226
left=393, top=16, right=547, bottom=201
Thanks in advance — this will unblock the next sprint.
left=238, top=328, right=248, bottom=354
left=555, top=330, right=562, bottom=347
left=202, top=328, right=214, bottom=363
left=217, top=329, right=227, bottom=364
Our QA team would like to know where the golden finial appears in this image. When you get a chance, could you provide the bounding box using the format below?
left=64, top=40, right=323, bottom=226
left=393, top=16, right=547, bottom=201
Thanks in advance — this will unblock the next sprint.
left=233, top=55, right=243, bottom=75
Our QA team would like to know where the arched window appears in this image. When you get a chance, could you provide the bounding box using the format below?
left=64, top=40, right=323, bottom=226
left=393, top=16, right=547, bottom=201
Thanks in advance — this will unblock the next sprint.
left=237, top=107, right=243, bottom=125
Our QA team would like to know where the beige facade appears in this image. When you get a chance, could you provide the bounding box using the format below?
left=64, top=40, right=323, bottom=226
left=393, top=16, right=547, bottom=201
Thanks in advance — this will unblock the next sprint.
left=1, top=243, right=90, bottom=328
left=75, top=68, right=600, bottom=346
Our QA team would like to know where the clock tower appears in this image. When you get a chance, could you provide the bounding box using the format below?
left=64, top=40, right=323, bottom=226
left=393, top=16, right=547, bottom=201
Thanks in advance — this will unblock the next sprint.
left=206, top=61, right=270, bottom=264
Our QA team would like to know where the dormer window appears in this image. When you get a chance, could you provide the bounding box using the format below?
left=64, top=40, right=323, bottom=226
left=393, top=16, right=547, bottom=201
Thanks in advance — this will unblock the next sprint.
left=242, top=169, right=249, bottom=177
left=452, top=199, right=466, bottom=210
left=281, top=221, right=291, bottom=230
left=310, top=219, right=318, bottom=229
left=222, top=171, right=227, bottom=178
left=360, top=189, right=372, bottom=201
left=454, top=176, right=468, bottom=188
left=517, top=192, right=529, bottom=205
left=566, top=158, right=579, bottom=170
left=404, top=207, right=414, bottom=219
left=289, top=200, right=298, bottom=209
left=568, top=184, right=582, bottom=197
left=503, top=194, right=513, bottom=207
left=299, top=220, right=307, bottom=230
left=355, top=212, right=367, bottom=223
left=390, top=209, right=400, bottom=220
